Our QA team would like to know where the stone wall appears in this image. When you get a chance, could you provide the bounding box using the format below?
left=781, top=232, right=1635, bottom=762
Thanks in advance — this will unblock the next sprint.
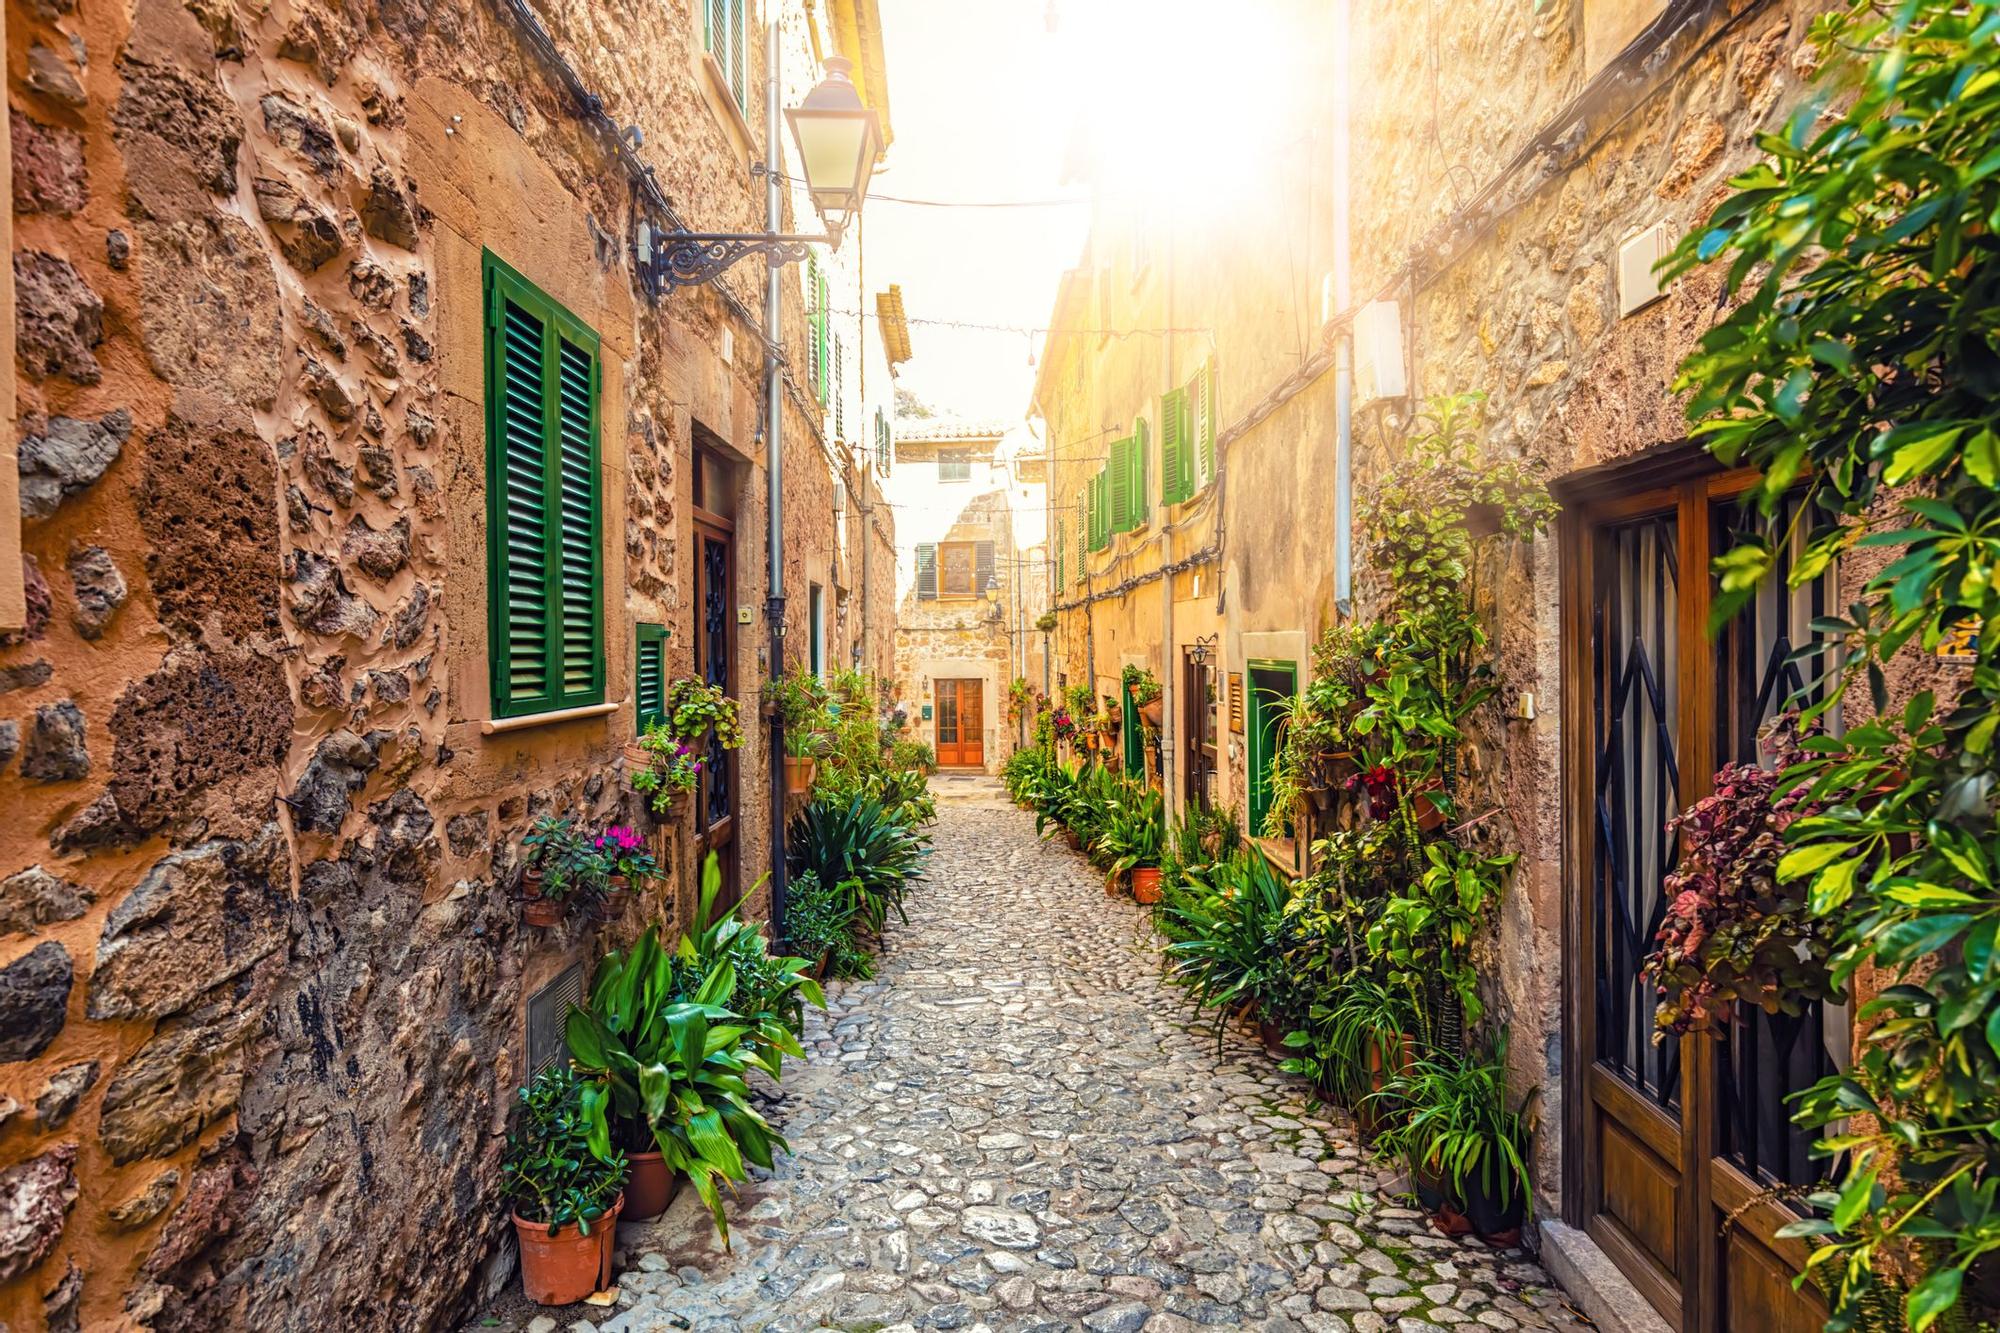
left=0, top=0, right=863, bottom=1327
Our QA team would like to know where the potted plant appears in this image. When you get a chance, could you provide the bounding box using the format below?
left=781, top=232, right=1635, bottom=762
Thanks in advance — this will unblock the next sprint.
left=502, top=1064, right=628, bottom=1305
left=1098, top=783, right=1166, bottom=903
left=521, top=815, right=589, bottom=927
left=1122, top=664, right=1163, bottom=727
left=782, top=869, right=853, bottom=980
left=566, top=916, right=791, bottom=1240
left=767, top=667, right=831, bottom=796
left=628, top=720, right=706, bottom=817
left=1370, top=1046, right=1535, bottom=1243
left=591, top=826, right=656, bottom=919
left=1035, top=609, right=1058, bottom=634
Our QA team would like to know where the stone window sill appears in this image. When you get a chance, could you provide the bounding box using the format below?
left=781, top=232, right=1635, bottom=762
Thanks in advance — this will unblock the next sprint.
left=702, top=53, right=756, bottom=155
left=480, top=701, right=619, bottom=736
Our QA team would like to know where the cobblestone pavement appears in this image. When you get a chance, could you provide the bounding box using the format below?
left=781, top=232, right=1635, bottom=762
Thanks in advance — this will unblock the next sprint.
left=476, top=781, right=1590, bottom=1333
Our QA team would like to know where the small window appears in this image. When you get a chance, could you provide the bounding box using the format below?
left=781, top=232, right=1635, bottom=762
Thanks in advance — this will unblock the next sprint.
left=704, top=0, right=750, bottom=114
left=938, top=541, right=977, bottom=597
left=938, top=449, right=972, bottom=483
left=484, top=252, right=604, bottom=720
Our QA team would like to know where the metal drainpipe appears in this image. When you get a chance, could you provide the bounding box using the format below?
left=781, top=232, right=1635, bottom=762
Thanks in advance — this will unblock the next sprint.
left=763, top=10, right=789, bottom=946
left=1332, top=0, right=1355, bottom=614
left=1159, top=223, right=1177, bottom=813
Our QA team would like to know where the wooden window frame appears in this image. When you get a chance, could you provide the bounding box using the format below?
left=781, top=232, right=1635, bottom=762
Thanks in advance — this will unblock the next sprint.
left=1246, top=659, right=1297, bottom=834
left=483, top=251, right=605, bottom=722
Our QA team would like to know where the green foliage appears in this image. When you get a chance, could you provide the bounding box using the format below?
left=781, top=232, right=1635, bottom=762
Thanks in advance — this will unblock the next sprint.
left=502, top=1064, right=628, bottom=1235
left=788, top=794, right=931, bottom=937
left=1371, top=1045, right=1534, bottom=1217
left=1094, top=781, right=1165, bottom=887
left=523, top=814, right=607, bottom=904
left=673, top=854, right=825, bottom=1048
left=664, top=678, right=743, bottom=749
left=1657, top=4, right=2000, bottom=1326
left=889, top=738, right=936, bottom=774
left=1121, top=664, right=1162, bottom=707
left=1162, top=847, right=1296, bottom=1046
left=630, top=721, right=705, bottom=808
left=1279, top=973, right=1421, bottom=1106
left=1367, top=841, right=1515, bottom=1028
left=781, top=870, right=851, bottom=966
left=767, top=666, right=833, bottom=759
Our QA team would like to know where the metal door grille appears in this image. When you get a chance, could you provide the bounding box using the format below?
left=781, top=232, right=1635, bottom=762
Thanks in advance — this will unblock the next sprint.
left=527, top=962, right=585, bottom=1078
left=1592, top=514, right=1682, bottom=1111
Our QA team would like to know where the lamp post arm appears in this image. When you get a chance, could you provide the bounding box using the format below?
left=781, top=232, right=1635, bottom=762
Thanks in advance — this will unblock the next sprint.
left=659, top=232, right=830, bottom=289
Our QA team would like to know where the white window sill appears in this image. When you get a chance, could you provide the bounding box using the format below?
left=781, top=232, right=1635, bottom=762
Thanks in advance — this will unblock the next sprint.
left=480, top=701, right=619, bottom=736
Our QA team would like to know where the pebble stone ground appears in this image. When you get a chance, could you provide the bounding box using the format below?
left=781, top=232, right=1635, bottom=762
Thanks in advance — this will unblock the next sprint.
left=473, top=777, right=1592, bottom=1333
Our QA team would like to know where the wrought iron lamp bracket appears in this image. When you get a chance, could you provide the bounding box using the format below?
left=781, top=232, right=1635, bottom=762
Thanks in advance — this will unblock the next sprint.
left=654, top=231, right=826, bottom=289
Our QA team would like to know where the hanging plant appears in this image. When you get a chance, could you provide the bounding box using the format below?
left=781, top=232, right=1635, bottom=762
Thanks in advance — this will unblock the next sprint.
left=665, top=679, right=742, bottom=750
left=1641, top=723, right=1843, bottom=1040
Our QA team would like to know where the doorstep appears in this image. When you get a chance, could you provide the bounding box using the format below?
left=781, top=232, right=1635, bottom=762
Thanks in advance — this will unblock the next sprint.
left=1537, top=1220, right=1674, bottom=1333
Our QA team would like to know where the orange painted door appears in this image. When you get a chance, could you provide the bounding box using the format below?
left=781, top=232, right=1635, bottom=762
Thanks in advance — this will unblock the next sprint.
left=934, top=679, right=985, bottom=768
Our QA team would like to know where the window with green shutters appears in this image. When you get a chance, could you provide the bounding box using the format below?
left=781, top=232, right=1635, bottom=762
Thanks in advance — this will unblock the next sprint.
left=1128, top=417, right=1149, bottom=529
left=805, top=255, right=824, bottom=396
left=1088, top=469, right=1110, bottom=552
left=634, top=623, right=666, bottom=733
left=1054, top=513, right=1065, bottom=588
left=915, top=544, right=938, bottom=600
left=484, top=252, right=605, bottom=720
left=705, top=0, right=750, bottom=115
left=1075, top=487, right=1087, bottom=578
left=1161, top=386, right=1195, bottom=505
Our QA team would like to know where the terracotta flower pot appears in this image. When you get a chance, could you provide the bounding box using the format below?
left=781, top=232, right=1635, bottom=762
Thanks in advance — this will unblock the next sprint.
left=592, top=879, right=631, bottom=922
left=1064, top=828, right=1083, bottom=852
left=810, top=952, right=830, bottom=981
left=623, top=1153, right=681, bottom=1222
left=513, top=1192, right=621, bottom=1306
left=523, top=884, right=563, bottom=928
left=1139, top=698, right=1163, bottom=727
left=1131, top=865, right=1162, bottom=904
left=1413, top=787, right=1448, bottom=834
left=785, top=755, right=818, bottom=796
left=1104, top=871, right=1123, bottom=898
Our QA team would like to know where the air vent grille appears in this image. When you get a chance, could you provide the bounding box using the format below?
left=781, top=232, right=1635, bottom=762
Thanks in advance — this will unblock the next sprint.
left=526, top=962, right=585, bottom=1078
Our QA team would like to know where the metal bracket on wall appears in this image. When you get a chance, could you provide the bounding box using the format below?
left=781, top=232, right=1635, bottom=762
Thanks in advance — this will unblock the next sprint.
left=649, top=231, right=826, bottom=290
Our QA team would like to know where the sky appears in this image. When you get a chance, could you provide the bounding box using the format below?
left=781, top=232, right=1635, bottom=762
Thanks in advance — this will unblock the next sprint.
left=857, top=0, right=1091, bottom=425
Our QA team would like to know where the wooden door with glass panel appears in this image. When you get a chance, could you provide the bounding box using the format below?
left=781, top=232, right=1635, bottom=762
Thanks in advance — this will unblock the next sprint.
left=692, top=446, right=738, bottom=909
left=934, top=678, right=984, bottom=768
left=1568, top=472, right=1838, bottom=1333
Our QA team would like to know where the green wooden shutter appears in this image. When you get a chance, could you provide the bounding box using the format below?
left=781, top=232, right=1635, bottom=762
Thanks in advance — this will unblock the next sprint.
left=1075, top=488, right=1087, bottom=575
left=805, top=255, right=821, bottom=393
left=635, top=623, right=666, bottom=733
left=1088, top=471, right=1106, bottom=551
left=916, top=544, right=938, bottom=599
left=1054, top=513, right=1065, bottom=588
left=484, top=252, right=604, bottom=720
left=815, top=267, right=831, bottom=406
left=834, top=335, right=845, bottom=437
left=1107, top=437, right=1131, bottom=534
left=1130, top=418, right=1150, bottom=528
left=1160, top=387, right=1191, bottom=505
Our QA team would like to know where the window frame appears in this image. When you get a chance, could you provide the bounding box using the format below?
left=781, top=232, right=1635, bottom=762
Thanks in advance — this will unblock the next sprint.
left=704, top=0, right=751, bottom=115
left=938, top=449, right=972, bottom=483
left=482, top=250, right=606, bottom=721
left=936, top=540, right=981, bottom=598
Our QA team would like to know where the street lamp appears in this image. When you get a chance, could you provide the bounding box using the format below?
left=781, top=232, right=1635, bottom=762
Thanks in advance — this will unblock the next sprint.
left=640, top=57, right=882, bottom=290
left=985, top=574, right=1003, bottom=623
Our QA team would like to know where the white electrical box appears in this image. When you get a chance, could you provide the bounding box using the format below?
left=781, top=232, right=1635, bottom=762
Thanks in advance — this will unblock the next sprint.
left=1618, top=221, right=1674, bottom=317
left=1353, top=300, right=1407, bottom=406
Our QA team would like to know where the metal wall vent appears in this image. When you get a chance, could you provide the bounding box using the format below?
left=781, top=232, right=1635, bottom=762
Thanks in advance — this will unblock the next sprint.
left=526, top=962, right=585, bottom=1078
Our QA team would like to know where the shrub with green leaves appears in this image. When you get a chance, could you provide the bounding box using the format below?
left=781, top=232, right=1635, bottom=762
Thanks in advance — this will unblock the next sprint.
left=1658, top=3, right=2000, bottom=1326
left=788, top=794, right=930, bottom=936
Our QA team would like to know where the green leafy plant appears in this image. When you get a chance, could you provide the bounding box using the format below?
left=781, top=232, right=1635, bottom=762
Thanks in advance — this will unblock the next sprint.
left=767, top=666, right=833, bottom=760
left=502, top=1064, right=628, bottom=1235
left=1095, top=781, right=1165, bottom=887
left=781, top=870, right=853, bottom=970
left=672, top=854, right=825, bottom=1052
left=1366, top=840, right=1514, bottom=1028
left=1121, top=664, right=1162, bottom=707
left=666, top=678, right=742, bottom=750
left=564, top=912, right=786, bottom=1248
left=787, top=794, right=930, bottom=937
left=1371, top=1044, right=1535, bottom=1223
left=1281, top=973, right=1423, bottom=1106
left=630, top=722, right=705, bottom=810
left=1654, top=4, right=2000, bottom=1326
left=889, top=737, right=936, bottom=773
left=522, top=814, right=604, bottom=904
left=1036, top=609, right=1058, bottom=633
left=1164, top=847, right=1295, bottom=1045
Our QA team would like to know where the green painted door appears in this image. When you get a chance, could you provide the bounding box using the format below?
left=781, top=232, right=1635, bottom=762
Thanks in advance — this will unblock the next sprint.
left=1247, top=660, right=1298, bottom=834
left=1122, top=682, right=1142, bottom=778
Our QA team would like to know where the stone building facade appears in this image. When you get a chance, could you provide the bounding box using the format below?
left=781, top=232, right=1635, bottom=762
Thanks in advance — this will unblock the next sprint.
left=0, top=0, right=893, bottom=1328
left=1034, top=3, right=1860, bottom=1332
left=887, top=421, right=1046, bottom=774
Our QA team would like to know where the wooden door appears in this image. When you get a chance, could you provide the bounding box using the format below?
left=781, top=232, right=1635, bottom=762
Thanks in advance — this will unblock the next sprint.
left=693, top=509, right=737, bottom=909
left=934, top=679, right=984, bottom=768
left=1565, top=473, right=1836, bottom=1333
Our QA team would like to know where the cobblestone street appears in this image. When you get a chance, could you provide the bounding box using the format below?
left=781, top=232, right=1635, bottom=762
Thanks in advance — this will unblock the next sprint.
left=480, top=782, right=1589, bottom=1333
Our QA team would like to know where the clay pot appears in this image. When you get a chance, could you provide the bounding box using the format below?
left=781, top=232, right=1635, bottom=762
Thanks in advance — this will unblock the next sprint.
left=1064, top=827, right=1083, bottom=852
left=592, top=877, right=631, bottom=922
left=1357, top=1033, right=1417, bottom=1137
left=810, top=952, right=830, bottom=981
left=623, top=1153, right=681, bottom=1222
left=1104, top=871, right=1123, bottom=898
left=784, top=755, right=818, bottom=796
left=514, top=1193, right=622, bottom=1305
left=1139, top=698, right=1163, bottom=728
left=1131, top=865, right=1162, bottom=904
left=1412, top=787, right=1448, bottom=834
left=1258, top=1018, right=1291, bottom=1060
left=523, top=878, right=563, bottom=928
